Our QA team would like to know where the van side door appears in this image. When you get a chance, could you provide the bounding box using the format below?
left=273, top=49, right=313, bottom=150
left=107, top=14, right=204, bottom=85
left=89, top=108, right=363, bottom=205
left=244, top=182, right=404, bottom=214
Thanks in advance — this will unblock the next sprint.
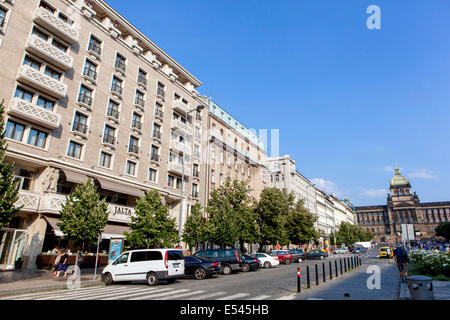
left=111, top=252, right=130, bottom=281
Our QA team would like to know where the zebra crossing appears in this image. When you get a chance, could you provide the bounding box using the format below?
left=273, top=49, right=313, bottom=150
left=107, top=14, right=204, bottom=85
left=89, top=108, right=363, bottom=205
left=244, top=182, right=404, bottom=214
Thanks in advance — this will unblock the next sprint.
left=0, top=285, right=297, bottom=301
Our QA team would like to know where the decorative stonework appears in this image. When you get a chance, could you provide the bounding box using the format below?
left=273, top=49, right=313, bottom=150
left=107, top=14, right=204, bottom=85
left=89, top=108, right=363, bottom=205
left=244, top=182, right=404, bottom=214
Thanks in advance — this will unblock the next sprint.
left=33, top=7, right=78, bottom=44
left=17, top=65, right=67, bottom=99
left=8, top=98, right=61, bottom=129
left=26, top=35, right=73, bottom=70
left=43, top=168, right=59, bottom=193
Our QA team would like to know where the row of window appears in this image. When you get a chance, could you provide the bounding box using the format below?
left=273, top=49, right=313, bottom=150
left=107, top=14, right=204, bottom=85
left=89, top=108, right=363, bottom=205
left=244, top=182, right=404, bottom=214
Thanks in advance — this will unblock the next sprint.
left=210, top=167, right=251, bottom=185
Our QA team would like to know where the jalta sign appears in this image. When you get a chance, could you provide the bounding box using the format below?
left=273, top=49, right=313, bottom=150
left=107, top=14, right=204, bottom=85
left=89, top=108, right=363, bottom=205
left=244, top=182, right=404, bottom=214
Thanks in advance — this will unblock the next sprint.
left=108, top=204, right=135, bottom=222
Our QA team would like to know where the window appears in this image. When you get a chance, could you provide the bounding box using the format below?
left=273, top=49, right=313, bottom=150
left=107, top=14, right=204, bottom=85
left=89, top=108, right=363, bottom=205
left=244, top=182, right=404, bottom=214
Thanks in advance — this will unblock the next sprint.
left=44, top=66, right=61, bottom=80
left=150, top=145, right=159, bottom=161
left=99, top=151, right=112, bottom=168
left=137, top=69, right=147, bottom=86
left=23, top=55, right=41, bottom=70
left=132, top=113, right=142, bottom=130
left=157, top=82, right=165, bottom=97
left=31, top=27, right=48, bottom=41
left=219, top=173, right=223, bottom=186
left=107, top=100, right=119, bottom=119
left=195, top=126, right=201, bottom=140
left=176, top=177, right=182, bottom=190
left=220, top=150, right=224, bottom=164
left=88, top=35, right=102, bottom=56
left=115, top=53, right=126, bottom=72
left=51, top=39, right=68, bottom=53
left=78, top=85, right=93, bottom=106
left=153, top=124, right=161, bottom=139
left=111, top=77, right=123, bottom=95
left=14, top=168, right=35, bottom=191
left=126, top=160, right=136, bottom=176
left=5, top=120, right=25, bottom=141
left=192, top=183, right=199, bottom=198
left=154, top=102, right=163, bottom=118
left=0, top=8, right=6, bottom=29
left=36, top=96, right=55, bottom=110
left=27, top=128, right=47, bottom=148
left=135, top=90, right=145, bottom=107
left=168, top=175, right=175, bottom=188
left=148, top=168, right=157, bottom=182
left=193, top=164, right=199, bottom=178
left=83, top=60, right=97, bottom=81
left=211, top=169, right=215, bottom=183
left=14, top=86, right=33, bottom=102
left=67, top=141, right=82, bottom=159
left=129, top=136, right=139, bottom=154
left=73, top=112, right=88, bottom=134
left=103, top=125, right=115, bottom=144
left=39, top=1, right=56, bottom=13
left=58, top=13, right=70, bottom=25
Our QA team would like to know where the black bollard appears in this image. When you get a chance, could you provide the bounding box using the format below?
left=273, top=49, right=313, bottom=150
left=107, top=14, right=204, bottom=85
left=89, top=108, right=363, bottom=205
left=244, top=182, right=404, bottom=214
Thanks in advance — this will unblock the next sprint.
left=315, top=264, right=319, bottom=286
left=307, top=265, right=311, bottom=288
left=340, top=258, right=343, bottom=275
left=347, top=257, right=350, bottom=270
left=322, top=263, right=326, bottom=283
left=351, top=256, right=354, bottom=269
left=297, top=268, right=301, bottom=293
left=329, top=261, right=332, bottom=280
left=359, top=256, right=362, bottom=266
left=335, top=260, right=338, bottom=278
left=344, top=258, right=347, bottom=272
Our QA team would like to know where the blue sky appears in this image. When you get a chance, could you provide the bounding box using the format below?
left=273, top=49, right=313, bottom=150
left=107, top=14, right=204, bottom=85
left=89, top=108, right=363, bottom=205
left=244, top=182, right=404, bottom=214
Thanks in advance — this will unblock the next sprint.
left=106, top=0, right=450, bottom=206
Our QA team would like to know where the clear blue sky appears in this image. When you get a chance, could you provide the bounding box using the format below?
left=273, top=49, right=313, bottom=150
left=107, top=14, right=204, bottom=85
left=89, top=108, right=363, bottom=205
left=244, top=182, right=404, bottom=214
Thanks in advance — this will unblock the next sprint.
left=106, top=0, right=450, bottom=206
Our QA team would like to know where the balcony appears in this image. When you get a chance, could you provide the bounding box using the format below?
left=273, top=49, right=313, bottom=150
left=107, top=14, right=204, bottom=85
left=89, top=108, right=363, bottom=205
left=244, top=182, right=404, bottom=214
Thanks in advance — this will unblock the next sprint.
left=114, top=60, right=127, bottom=74
left=106, top=108, right=120, bottom=120
left=192, top=191, right=199, bottom=199
left=156, top=87, right=165, bottom=100
left=168, top=161, right=191, bottom=176
left=131, top=120, right=142, bottom=131
left=83, top=67, right=98, bottom=82
left=170, top=140, right=191, bottom=155
left=152, top=131, right=161, bottom=141
left=103, top=134, right=116, bottom=146
left=134, top=97, right=145, bottom=109
left=88, top=42, right=102, bottom=57
left=173, top=100, right=189, bottom=114
left=171, top=119, right=193, bottom=136
left=38, top=193, right=67, bottom=214
left=17, top=65, right=67, bottom=99
left=33, top=7, right=78, bottom=44
left=154, top=109, right=164, bottom=120
left=150, top=153, right=160, bottom=162
left=78, top=93, right=93, bottom=108
left=8, top=98, right=61, bottom=130
left=72, top=122, right=88, bottom=135
left=25, top=35, right=73, bottom=71
left=111, top=83, right=123, bottom=97
left=137, top=76, right=147, bottom=87
left=193, top=171, right=200, bottom=179
left=15, top=191, right=40, bottom=212
left=128, top=144, right=140, bottom=155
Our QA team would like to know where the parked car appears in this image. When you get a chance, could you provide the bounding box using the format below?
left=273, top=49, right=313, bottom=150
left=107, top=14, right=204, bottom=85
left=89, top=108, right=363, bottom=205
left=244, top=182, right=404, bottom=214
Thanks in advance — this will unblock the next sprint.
left=184, top=256, right=221, bottom=280
left=269, top=250, right=293, bottom=264
left=101, top=249, right=185, bottom=286
left=241, top=255, right=259, bottom=272
left=194, top=249, right=242, bottom=275
left=353, top=247, right=368, bottom=254
left=249, top=253, right=280, bottom=268
left=288, top=249, right=305, bottom=262
left=333, top=247, right=349, bottom=254
left=305, top=249, right=327, bottom=260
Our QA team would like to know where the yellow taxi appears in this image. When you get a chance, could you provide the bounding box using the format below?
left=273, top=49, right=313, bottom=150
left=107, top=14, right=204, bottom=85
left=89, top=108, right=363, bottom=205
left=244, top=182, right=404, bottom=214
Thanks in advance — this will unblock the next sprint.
left=379, top=246, right=393, bottom=258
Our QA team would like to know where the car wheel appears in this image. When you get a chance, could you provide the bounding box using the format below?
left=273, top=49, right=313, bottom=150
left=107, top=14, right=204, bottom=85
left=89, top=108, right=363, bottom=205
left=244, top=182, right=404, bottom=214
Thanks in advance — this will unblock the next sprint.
left=146, top=272, right=159, bottom=286
left=103, top=272, right=113, bottom=286
left=194, top=267, right=207, bottom=280
left=222, top=265, right=232, bottom=275
left=298, top=258, right=303, bottom=263
left=285, top=259, right=291, bottom=265
left=242, top=263, right=250, bottom=272
left=264, top=261, right=271, bottom=269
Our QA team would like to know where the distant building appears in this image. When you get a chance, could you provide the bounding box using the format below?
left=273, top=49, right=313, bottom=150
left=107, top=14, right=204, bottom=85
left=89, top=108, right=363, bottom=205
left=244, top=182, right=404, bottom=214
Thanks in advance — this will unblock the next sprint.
left=355, top=166, right=450, bottom=243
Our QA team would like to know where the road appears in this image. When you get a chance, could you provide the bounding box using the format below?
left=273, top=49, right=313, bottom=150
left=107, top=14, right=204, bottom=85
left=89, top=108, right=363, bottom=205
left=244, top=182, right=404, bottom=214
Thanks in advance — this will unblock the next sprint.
left=1, top=251, right=370, bottom=300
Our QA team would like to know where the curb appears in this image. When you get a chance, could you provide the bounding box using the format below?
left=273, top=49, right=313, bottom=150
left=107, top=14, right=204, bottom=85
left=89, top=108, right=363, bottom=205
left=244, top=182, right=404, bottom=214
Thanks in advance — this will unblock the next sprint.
left=0, top=279, right=103, bottom=298
left=399, top=281, right=411, bottom=300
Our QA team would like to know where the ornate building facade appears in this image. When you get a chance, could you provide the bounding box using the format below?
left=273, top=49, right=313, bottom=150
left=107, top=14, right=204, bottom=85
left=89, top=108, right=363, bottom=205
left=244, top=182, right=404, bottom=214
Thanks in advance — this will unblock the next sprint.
left=355, top=166, right=450, bottom=243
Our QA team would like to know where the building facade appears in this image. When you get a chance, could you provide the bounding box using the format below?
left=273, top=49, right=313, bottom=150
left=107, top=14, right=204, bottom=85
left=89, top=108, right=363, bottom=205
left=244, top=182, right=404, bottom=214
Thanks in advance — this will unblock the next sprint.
left=355, top=166, right=450, bottom=243
left=0, top=0, right=210, bottom=269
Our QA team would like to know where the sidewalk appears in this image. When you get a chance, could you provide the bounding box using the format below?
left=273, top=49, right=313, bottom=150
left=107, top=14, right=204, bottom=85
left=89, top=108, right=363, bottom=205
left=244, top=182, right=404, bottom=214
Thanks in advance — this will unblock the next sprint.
left=400, top=280, right=450, bottom=300
left=0, top=268, right=103, bottom=298
left=295, top=256, right=400, bottom=300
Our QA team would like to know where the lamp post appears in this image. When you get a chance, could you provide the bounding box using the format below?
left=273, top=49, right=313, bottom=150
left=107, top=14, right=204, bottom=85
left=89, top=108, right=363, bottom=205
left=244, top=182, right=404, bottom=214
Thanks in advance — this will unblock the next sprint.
left=178, top=105, right=205, bottom=246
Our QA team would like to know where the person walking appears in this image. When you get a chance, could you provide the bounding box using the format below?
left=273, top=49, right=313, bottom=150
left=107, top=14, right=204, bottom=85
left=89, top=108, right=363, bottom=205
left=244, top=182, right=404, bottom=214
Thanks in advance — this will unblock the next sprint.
left=52, top=249, right=62, bottom=276
left=54, top=249, right=68, bottom=278
left=393, top=244, right=409, bottom=283
left=387, top=246, right=392, bottom=264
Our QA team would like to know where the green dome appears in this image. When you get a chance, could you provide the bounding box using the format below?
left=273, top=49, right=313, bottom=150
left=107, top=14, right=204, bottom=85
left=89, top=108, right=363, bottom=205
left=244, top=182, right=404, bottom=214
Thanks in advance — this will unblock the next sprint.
left=390, top=166, right=410, bottom=185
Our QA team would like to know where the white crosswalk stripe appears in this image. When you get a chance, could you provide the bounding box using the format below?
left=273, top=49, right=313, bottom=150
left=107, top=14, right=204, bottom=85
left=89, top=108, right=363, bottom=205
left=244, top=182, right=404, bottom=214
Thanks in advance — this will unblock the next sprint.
left=155, top=290, right=206, bottom=300
left=34, top=286, right=133, bottom=300
left=132, top=289, right=191, bottom=300
left=184, top=291, right=228, bottom=300
left=276, top=294, right=297, bottom=300
left=246, top=295, right=271, bottom=300
left=96, top=287, right=173, bottom=300
left=61, top=287, right=155, bottom=300
left=217, top=293, right=251, bottom=300
left=9, top=286, right=115, bottom=300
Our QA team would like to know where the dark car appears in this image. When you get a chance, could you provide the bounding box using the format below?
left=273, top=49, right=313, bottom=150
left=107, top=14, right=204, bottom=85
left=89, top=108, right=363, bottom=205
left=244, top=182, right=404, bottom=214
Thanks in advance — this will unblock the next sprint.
left=288, top=249, right=305, bottom=262
left=353, top=247, right=367, bottom=254
left=184, top=256, right=221, bottom=280
left=305, top=249, right=327, bottom=260
left=241, top=255, right=259, bottom=272
left=194, top=249, right=242, bottom=275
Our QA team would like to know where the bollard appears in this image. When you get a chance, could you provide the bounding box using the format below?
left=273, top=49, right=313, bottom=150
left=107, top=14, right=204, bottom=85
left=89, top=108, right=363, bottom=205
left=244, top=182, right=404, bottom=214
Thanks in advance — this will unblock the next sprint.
left=329, top=261, right=332, bottom=280
left=351, top=256, right=354, bottom=269
left=340, top=258, right=343, bottom=275
left=315, top=264, right=319, bottom=286
left=297, top=268, right=301, bottom=293
left=307, top=265, right=311, bottom=288
left=359, top=256, right=362, bottom=266
left=322, top=263, right=326, bottom=283
left=335, top=260, right=338, bottom=278
left=348, top=257, right=351, bottom=270
left=344, top=258, right=347, bottom=272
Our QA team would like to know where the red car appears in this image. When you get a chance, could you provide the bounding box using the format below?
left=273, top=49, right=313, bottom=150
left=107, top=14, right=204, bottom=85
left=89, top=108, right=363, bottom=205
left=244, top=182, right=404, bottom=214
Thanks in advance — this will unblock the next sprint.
left=268, top=250, right=293, bottom=264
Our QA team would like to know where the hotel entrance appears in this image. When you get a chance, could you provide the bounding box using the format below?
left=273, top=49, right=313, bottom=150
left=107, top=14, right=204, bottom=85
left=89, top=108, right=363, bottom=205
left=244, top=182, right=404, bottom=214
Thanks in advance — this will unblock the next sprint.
left=0, top=228, right=28, bottom=270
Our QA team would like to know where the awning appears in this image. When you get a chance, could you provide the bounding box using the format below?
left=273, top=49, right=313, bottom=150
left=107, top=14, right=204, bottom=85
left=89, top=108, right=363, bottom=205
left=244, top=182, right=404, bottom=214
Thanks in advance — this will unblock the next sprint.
left=101, top=224, right=130, bottom=239
left=43, top=216, right=65, bottom=237
left=62, top=169, right=89, bottom=184
left=97, top=178, right=145, bottom=198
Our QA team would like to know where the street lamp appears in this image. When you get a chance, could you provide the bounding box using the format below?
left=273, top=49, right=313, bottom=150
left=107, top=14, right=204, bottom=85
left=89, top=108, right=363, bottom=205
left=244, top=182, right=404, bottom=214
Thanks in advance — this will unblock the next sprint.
left=178, top=105, right=205, bottom=246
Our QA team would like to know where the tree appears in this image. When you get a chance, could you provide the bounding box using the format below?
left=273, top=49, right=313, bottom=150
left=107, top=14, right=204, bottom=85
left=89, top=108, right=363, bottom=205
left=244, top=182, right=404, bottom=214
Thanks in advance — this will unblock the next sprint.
left=335, top=222, right=372, bottom=245
left=57, top=178, right=108, bottom=250
left=285, top=199, right=318, bottom=245
left=124, top=189, right=178, bottom=249
left=436, top=222, right=450, bottom=241
left=182, top=203, right=209, bottom=253
left=0, top=100, right=21, bottom=229
left=255, top=187, right=293, bottom=250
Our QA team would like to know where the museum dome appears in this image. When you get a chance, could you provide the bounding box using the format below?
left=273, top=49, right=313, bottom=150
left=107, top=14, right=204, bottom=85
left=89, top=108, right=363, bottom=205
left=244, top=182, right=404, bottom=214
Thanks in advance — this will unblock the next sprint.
left=390, top=166, right=410, bottom=186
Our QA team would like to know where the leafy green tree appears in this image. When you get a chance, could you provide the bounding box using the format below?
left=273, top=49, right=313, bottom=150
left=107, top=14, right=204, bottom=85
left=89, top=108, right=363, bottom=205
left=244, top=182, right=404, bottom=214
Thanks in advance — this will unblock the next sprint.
left=435, top=222, right=450, bottom=241
left=57, top=178, right=108, bottom=250
left=255, top=187, right=293, bottom=250
left=0, top=100, right=21, bottom=229
left=336, top=222, right=372, bottom=245
left=182, top=203, right=209, bottom=252
left=285, top=199, right=318, bottom=245
left=124, top=189, right=178, bottom=249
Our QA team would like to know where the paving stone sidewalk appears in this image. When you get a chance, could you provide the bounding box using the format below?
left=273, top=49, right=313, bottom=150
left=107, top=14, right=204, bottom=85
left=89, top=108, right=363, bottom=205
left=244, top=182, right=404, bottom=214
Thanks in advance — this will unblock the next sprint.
left=400, top=279, right=450, bottom=300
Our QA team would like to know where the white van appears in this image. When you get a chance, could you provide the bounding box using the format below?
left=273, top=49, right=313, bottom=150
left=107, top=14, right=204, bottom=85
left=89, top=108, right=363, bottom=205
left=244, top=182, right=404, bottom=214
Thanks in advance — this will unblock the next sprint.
left=101, top=249, right=185, bottom=286
left=354, top=242, right=372, bottom=249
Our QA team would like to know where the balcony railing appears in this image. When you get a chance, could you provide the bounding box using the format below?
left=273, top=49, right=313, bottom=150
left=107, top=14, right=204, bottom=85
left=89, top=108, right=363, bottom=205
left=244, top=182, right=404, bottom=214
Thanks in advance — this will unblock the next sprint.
left=83, top=67, right=97, bottom=81
left=17, top=65, right=67, bottom=99
left=154, top=109, right=164, bottom=119
left=173, top=100, right=189, bottom=114
left=131, top=120, right=142, bottom=130
left=137, top=75, right=147, bottom=87
left=8, top=98, right=61, bottom=130
left=15, top=191, right=40, bottom=212
left=73, top=122, right=88, bottom=135
left=193, top=171, right=200, bottom=179
left=88, top=42, right=102, bottom=57
left=171, top=119, right=193, bottom=136
left=107, top=108, right=119, bottom=120
left=115, top=60, right=126, bottom=73
left=33, top=7, right=78, bottom=44
left=150, top=153, right=159, bottom=162
left=128, top=144, right=140, bottom=155
left=157, top=87, right=165, bottom=99
left=103, top=134, right=116, bottom=145
left=152, top=131, right=161, bottom=140
left=192, top=191, right=199, bottom=198
left=0, top=16, right=5, bottom=30
left=25, top=35, right=73, bottom=71
left=168, top=161, right=191, bottom=176
left=170, top=140, right=191, bottom=155
left=134, top=97, right=145, bottom=108
left=111, top=83, right=123, bottom=96
left=78, top=93, right=93, bottom=107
